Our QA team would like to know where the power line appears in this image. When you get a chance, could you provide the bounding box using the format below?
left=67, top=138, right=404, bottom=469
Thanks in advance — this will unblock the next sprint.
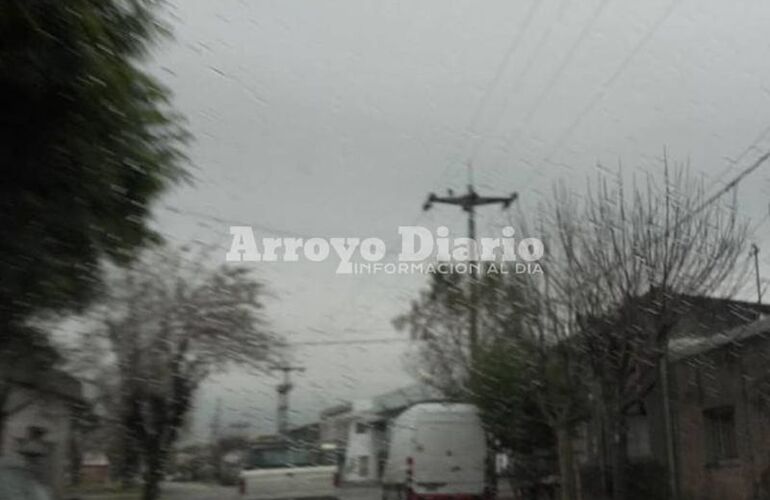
left=466, top=0, right=574, bottom=166
left=316, top=0, right=542, bottom=342
left=544, top=149, right=770, bottom=291
left=463, top=0, right=541, bottom=140
left=542, top=0, right=680, bottom=165
left=431, top=0, right=543, bottom=192
left=340, top=0, right=546, bottom=340
left=422, top=185, right=518, bottom=358
left=484, top=0, right=610, bottom=189
left=163, top=204, right=412, bottom=258
left=163, top=205, right=311, bottom=240
left=667, top=151, right=770, bottom=236
left=517, top=0, right=680, bottom=194
left=463, top=0, right=543, bottom=166
left=705, top=122, right=770, bottom=191
left=518, top=0, right=611, bottom=129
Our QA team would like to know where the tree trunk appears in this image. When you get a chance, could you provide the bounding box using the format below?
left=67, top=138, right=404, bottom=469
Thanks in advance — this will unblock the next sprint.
left=119, top=427, right=141, bottom=489
left=142, top=444, right=165, bottom=500
left=609, top=410, right=628, bottom=500
left=69, top=431, right=82, bottom=486
left=556, top=422, right=577, bottom=500
left=0, top=384, right=9, bottom=456
left=142, top=473, right=161, bottom=500
left=595, top=400, right=610, bottom=498
left=0, top=414, right=5, bottom=457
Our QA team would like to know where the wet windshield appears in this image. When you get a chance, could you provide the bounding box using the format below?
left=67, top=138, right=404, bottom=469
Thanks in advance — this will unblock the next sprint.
left=4, top=2, right=770, bottom=500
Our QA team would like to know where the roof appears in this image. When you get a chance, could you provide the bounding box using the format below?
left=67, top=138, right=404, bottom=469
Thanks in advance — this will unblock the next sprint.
left=286, top=421, right=320, bottom=435
left=399, top=402, right=478, bottom=416
left=320, top=402, right=352, bottom=419
left=667, top=294, right=770, bottom=338
left=82, top=452, right=110, bottom=467
left=4, top=366, right=84, bottom=404
left=626, top=291, right=770, bottom=339
left=370, top=384, right=445, bottom=414
left=669, top=293, right=770, bottom=314
left=669, top=315, right=770, bottom=361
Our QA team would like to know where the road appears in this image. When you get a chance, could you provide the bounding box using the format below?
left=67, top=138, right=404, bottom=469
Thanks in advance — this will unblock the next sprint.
left=160, top=481, right=239, bottom=500
left=157, top=482, right=382, bottom=500
left=158, top=481, right=516, bottom=500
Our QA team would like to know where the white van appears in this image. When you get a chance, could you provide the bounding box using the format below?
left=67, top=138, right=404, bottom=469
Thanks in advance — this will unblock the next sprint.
left=381, top=403, right=490, bottom=500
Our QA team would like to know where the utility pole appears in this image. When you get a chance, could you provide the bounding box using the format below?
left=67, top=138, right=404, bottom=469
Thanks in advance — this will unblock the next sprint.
left=210, top=397, right=222, bottom=444
left=272, top=365, right=305, bottom=436
left=422, top=184, right=517, bottom=359
left=210, top=398, right=223, bottom=481
left=751, top=244, right=762, bottom=305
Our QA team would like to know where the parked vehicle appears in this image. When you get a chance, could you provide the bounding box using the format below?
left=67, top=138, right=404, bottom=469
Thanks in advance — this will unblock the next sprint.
left=381, top=403, right=491, bottom=500
left=239, top=441, right=339, bottom=500
left=0, top=465, right=53, bottom=500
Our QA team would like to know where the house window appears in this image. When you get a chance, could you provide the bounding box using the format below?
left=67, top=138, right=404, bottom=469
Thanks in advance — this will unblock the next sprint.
left=703, top=406, right=737, bottom=463
left=358, top=456, right=369, bottom=477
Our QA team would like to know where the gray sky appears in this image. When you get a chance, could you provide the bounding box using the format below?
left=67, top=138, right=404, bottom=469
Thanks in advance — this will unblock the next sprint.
left=147, top=0, right=770, bottom=440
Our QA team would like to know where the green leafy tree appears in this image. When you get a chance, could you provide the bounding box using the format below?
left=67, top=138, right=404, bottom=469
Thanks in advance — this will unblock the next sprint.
left=0, top=0, right=188, bottom=339
left=468, top=337, right=553, bottom=476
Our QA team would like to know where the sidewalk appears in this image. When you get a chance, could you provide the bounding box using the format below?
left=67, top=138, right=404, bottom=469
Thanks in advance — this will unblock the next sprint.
left=65, top=482, right=236, bottom=500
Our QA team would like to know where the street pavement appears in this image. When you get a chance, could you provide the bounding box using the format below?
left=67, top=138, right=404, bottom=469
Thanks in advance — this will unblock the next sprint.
left=155, top=481, right=512, bottom=500
left=339, top=485, right=382, bottom=500
left=156, top=482, right=383, bottom=500
left=160, top=481, right=240, bottom=499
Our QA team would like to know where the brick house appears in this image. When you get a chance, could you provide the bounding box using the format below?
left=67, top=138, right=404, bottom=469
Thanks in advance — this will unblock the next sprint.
left=578, top=295, right=770, bottom=500
left=79, top=451, right=110, bottom=485
left=662, top=316, right=770, bottom=500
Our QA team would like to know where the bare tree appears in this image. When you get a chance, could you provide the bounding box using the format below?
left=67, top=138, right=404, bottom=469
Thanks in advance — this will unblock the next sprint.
left=546, top=160, right=749, bottom=500
left=78, top=246, right=282, bottom=500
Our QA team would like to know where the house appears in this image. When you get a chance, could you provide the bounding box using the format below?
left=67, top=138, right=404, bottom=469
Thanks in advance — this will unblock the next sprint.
left=660, top=316, right=770, bottom=500
left=332, top=384, right=444, bottom=484
left=0, top=366, right=86, bottom=497
left=343, top=408, right=388, bottom=483
left=578, top=294, right=770, bottom=500
left=79, top=451, right=110, bottom=485
left=320, top=401, right=354, bottom=451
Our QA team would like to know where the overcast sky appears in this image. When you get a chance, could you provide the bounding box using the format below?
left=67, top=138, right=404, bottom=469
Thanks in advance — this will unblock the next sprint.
left=147, top=0, right=770, bottom=440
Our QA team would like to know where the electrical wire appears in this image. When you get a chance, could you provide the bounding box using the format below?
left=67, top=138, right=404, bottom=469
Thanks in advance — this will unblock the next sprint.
left=542, top=0, right=681, bottom=165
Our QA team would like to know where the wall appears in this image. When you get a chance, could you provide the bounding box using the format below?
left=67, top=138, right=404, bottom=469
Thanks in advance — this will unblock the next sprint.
left=343, top=418, right=387, bottom=483
left=575, top=299, right=770, bottom=499
left=663, top=333, right=770, bottom=500
left=320, top=408, right=354, bottom=448
left=2, top=386, right=75, bottom=497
